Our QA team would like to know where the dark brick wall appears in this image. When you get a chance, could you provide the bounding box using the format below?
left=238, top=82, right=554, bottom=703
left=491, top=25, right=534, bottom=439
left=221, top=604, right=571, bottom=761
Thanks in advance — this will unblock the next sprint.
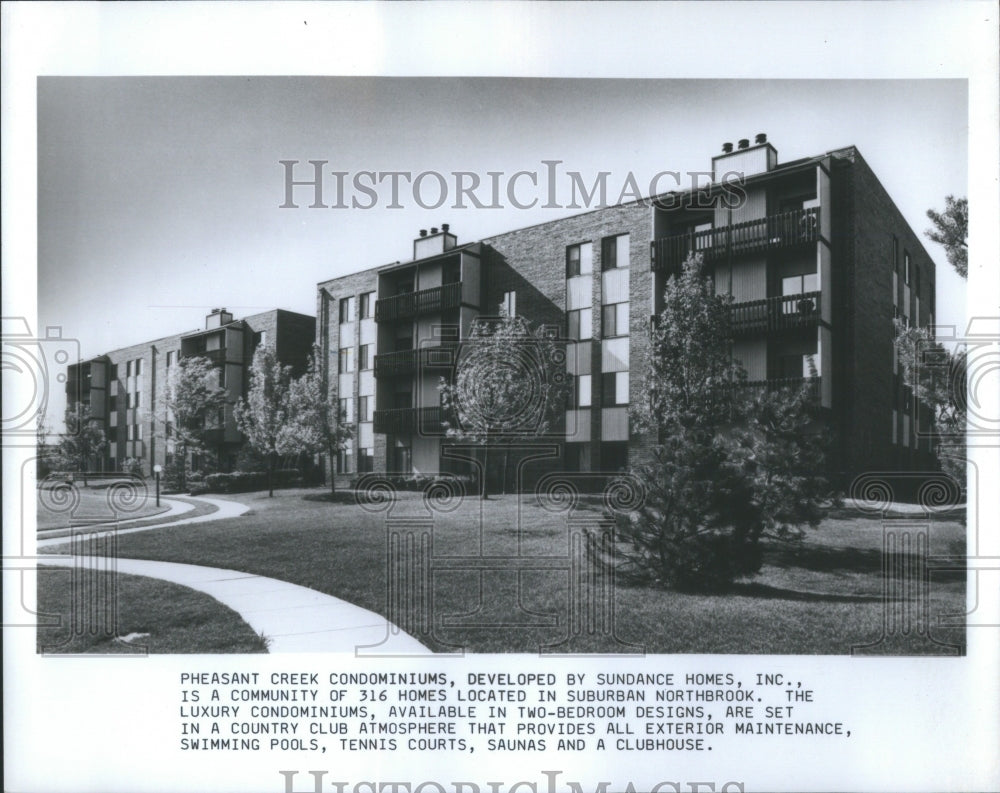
left=830, top=147, right=938, bottom=481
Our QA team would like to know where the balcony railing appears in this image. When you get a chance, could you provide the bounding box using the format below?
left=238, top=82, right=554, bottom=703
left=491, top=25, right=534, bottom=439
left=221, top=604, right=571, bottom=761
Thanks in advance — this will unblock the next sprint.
left=739, top=376, right=822, bottom=403
left=375, top=282, right=463, bottom=322
left=651, top=207, right=820, bottom=272
left=373, top=406, right=444, bottom=436
left=186, top=348, right=227, bottom=366
left=373, top=343, right=458, bottom=378
left=730, top=291, right=821, bottom=335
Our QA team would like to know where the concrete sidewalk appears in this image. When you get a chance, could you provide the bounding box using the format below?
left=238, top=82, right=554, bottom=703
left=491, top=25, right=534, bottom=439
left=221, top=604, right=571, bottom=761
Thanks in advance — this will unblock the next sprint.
left=36, top=496, right=251, bottom=549
left=37, top=555, right=431, bottom=654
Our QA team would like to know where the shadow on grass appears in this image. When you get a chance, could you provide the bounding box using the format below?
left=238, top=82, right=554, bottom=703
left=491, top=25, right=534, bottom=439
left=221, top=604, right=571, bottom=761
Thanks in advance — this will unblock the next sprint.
left=302, top=491, right=360, bottom=505
left=764, top=544, right=965, bottom=581
left=728, top=581, right=884, bottom=603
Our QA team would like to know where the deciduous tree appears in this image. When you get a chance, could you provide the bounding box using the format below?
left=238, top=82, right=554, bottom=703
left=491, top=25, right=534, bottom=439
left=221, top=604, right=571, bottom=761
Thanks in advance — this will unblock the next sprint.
left=54, top=405, right=107, bottom=486
left=234, top=345, right=292, bottom=497
left=925, top=195, right=967, bottom=279
left=166, top=355, right=228, bottom=490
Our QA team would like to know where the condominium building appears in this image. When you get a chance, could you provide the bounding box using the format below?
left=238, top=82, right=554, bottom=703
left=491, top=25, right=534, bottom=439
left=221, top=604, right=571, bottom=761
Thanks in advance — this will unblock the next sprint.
left=65, top=308, right=315, bottom=475
left=316, top=137, right=937, bottom=487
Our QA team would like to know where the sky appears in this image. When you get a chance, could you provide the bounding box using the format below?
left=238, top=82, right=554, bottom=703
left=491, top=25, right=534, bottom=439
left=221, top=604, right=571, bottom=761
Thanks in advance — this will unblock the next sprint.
left=37, top=77, right=968, bottom=427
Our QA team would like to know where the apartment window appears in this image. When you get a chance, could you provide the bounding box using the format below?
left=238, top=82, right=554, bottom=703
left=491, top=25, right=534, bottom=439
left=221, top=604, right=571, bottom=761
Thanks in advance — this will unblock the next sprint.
left=913, top=263, right=921, bottom=295
left=566, top=242, right=593, bottom=277
left=135, top=359, right=143, bottom=376
left=127, top=424, right=134, bottom=441
left=601, top=302, right=629, bottom=337
left=904, top=252, right=911, bottom=285
left=601, top=441, right=629, bottom=473
left=136, top=423, right=143, bottom=441
left=892, top=236, right=899, bottom=272
left=601, top=234, right=630, bottom=271
left=166, top=421, right=173, bottom=438
left=359, top=395, right=374, bottom=423
left=568, top=374, right=592, bottom=409
left=109, top=364, right=118, bottom=380
left=109, top=395, right=117, bottom=412
left=776, top=354, right=813, bottom=380
left=166, top=351, right=175, bottom=367
left=340, top=397, right=355, bottom=424
left=126, top=361, right=134, bottom=377
left=339, top=296, right=356, bottom=324
left=359, top=448, right=374, bottom=473
left=601, top=372, right=629, bottom=406
left=359, top=344, right=373, bottom=371
left=359, top=291, right=375, bottom=319
left=565, top=442, right=591, bottom=473
left=336, top=448, right=355, bottom=475
left=500, top=290, right=516, bottom=317
left=338, top=347, right=354, bottom=373
left=567, top=308, right=593, bottom=341
left=781, top=273, right=820, bottom=296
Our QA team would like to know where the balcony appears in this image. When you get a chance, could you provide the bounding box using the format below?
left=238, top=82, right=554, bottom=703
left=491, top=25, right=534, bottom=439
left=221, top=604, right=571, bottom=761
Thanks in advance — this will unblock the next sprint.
left=187, top=348, right=227, bottom=366
left=651, top=207, right=820, bottom=272
left=373, top=343, right=458, bottom=378
left=375, top=282, right=463, bottom=322
left=739, top=376, right=822, bottom=403
left=730, top=291, right=821, bottom=336
left=373, top=406, right=443, bottom=436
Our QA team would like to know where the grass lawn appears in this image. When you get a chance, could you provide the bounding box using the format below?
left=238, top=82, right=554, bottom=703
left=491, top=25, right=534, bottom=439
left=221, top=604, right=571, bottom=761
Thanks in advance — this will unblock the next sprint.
left=36, top=567, right=268, bottom=654
left=37, top=486, right=170, bottom=531
left=46, top=487, right=966, bottom=654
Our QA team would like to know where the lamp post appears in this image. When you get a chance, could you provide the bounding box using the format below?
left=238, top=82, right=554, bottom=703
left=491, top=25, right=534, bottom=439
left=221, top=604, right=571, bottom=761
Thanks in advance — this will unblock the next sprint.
left=153, top=464, right=162, bottom=507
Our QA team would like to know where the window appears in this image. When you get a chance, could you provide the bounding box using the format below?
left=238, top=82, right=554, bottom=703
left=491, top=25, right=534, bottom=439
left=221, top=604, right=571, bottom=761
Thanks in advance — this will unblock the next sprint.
left=499, top=290, right=516, bottom=317
left=601, top=372, right=629, bottom=406
left=601, top=234, right=630, bottom=271
left=166, top=421, right=173, bottom=438
left=359, top=395, right=374, bottom=423
left=338, top=347, right=354, bottom=373
left=340, top=397, right=355, bottom=424
left=776, top=354, right=813, bottom=380
left=892, top=236, right=899, bottom=272
left=109, top=364, right=118, bottom=380
left=568, top=374, right=592, bottom=409
left=904, top=252, right=911, bottom=286
left=781, top=273, right=820, bottom=296
left=601, top=302, right=629, bottom=337
left=135, top=359, right=143, bottom=376
left=127, top=424, right=134, bottom=441
left=359, top=344, right=373, bottom=371
left=136, top=423, right=143, bottom=441
left=359, top=448, right=374, bottom=473
left=336, top=448, right=355, bottom=475
left=565, top=442, right=590, bottom=472
left=339, top=296, right=356, bottom=324
left=109, top=395, right=117, bottom=412
left=166, top=351, right=175, bottom=367
left=913, top=263, right=921, bottom=295
left=126, top=361, right=134, bottom=378
left=359, top=291, right=375, bottom=319
left=567, top=308, right=593, bottom=341
left=601, top=441, right=629, bottom=472
left=566, top=242, right=593, bottom=277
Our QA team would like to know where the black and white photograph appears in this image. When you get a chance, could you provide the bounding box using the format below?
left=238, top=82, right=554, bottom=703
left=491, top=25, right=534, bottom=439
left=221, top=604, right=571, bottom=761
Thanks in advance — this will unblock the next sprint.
left=4, top=3, right=998, bottom=792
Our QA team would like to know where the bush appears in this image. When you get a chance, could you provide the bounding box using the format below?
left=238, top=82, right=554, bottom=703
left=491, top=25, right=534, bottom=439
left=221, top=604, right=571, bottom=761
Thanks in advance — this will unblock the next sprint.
left=189, top=469, right=303, bottom=495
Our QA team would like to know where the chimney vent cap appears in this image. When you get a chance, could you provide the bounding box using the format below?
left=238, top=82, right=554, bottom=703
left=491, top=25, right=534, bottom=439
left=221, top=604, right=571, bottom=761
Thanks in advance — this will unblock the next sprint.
left=419, top=229, right=427, bottom=237
left=755, top=132, right=767, bottom=145
left=431, top=227, right=439, bottom=235
left=442, top=223, right=450, bottom=233
left=738, top=138, right=750, bottom=150
left=722, top=142, right=733, bottom=153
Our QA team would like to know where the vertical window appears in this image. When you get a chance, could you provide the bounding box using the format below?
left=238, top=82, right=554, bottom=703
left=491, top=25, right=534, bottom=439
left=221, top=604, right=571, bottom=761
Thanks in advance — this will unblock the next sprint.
left=166, top=351, right=174, bottom=367
left=601, top=302, right=629, bottom=337
left=339, top=296, right=356, bottom=323
left=336, top=448, right=355, bottom=475
left=359, top=396, right=374, bottom=423
left=110, top=364, right=118, bottom=380
left=602, top=372, right=629, bottom=406
left=904, top=252, right=911, bottom=286
left=892, top=236, right=899, bottom=272
left=126, top=361, right=134, bottom=377
left=127, top=424, right=134, bottom=441
left=359, top=448, right=374, bottom=473
left=601, top=234, right=630, bottom=271
left=340, top=397, right=355, bottom=424
left=358, top=344, right=373, bottom=370
left=566, top=242, right=594, bottom=277
left=567, top=308, right=593, bottom=341
left=135, top=359, right=143, bottom=376
left=572, top=374, right=592, bottom=408
left=500, top=291, right=516, bottom=317
left=338, top=347, right=354, bottom=373
left=359, top=291, right=375, bottom=319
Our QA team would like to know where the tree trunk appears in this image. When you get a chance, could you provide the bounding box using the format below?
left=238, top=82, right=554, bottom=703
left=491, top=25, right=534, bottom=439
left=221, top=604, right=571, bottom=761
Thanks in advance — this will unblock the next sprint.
left=328, top=443, right=336, bottom=495
left=267, top=452, right=275, bottom=497
left=481, top=442, right=490, bottom=500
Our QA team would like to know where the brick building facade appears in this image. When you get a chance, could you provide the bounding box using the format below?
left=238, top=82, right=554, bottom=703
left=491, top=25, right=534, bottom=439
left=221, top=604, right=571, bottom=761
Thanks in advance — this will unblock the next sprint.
left=316, top=138, right=938, bottom=488
left=65, top=308, right=315, bottom=476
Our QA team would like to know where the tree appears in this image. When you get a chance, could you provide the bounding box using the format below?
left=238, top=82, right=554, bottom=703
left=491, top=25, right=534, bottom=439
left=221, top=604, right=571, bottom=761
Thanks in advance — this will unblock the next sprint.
left=925, top=195, right=967, bottom=279
left=278, top=346, right=353, bottom=495
left=234, top=345, right=292, bottom=497
left=166, top=355, right=228, bottom=491
left=438, top=314, right=569, bottom=498
left=54, top=404, right=107, bottom=486
left=894, top=321, right=966, bottom=482
left=614, top=255, right=828, bottom=591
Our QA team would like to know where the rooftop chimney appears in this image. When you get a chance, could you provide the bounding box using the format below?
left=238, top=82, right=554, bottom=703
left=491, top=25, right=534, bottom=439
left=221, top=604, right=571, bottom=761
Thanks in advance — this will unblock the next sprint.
left=722, top=142, right=734, bottom=153
left=755, top=132, right=767, bottom=145
left=419, top=229, right=428, bottom=237
left=413, top=224, right=458, bottom=261
left=738, top=138, right=750, bottom=150
left=711, top=134, right=778, bottom=180
left=205, top=307, right=233, bottom=330
left=442, top=223, right=450, bottom=233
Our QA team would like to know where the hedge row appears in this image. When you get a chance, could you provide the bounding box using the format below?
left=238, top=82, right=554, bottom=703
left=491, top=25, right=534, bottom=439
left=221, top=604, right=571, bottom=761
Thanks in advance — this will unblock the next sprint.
left=188, top=469, right=303, bottom=495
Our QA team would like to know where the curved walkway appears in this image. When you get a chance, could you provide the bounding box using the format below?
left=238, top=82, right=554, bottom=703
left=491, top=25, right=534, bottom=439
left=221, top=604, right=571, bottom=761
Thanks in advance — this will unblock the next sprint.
left=37, top=555, right=431, bottom=654
left=37, top=496, right=250, bottom=549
